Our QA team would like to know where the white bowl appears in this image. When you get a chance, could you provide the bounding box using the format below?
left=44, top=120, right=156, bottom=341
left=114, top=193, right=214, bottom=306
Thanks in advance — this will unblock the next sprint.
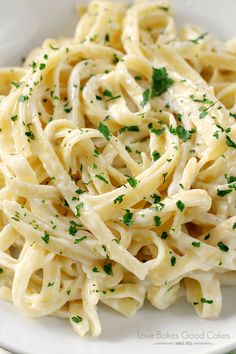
left=1, top=1, right=236, bottom=354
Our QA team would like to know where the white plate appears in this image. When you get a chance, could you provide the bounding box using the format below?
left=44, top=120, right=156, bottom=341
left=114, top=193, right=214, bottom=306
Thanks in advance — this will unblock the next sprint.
left=1, top=1, right=236, bottom=353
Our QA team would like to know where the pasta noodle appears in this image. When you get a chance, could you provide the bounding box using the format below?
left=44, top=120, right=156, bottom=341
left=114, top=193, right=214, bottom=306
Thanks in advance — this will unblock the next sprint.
left=1, top=0, right=236, bottom=337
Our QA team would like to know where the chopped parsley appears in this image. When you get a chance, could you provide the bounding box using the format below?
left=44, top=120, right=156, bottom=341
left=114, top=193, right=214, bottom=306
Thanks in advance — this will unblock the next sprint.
left=11, top=81, right=21, bottom=88
left=171, top=256, right=176, bottom=266
left=127, top=176, right=138, bottom=188
left=204, top=233, right=210, bottom=240
left=98, top=122, right=111, bottom=141
left=151, top=194, right=161, bottom=204
left=93, top=148, right=100, bottom=157
left=192, top=241, right=201, bottom=248
left=103, top=262, right=113, bottom=276
left=19, top=95, right=28, bottom=102
left=92, top=267, right=100, bottom=273
left=216, top=189, right=232, bottom=197
left=161, top=231, right=168, bottom=239
left=140, top=88, right=150, bottom=107
left=125, top=145, right=132, bottom=153
left=42, top=231, right=50, bottom=244
left=39, top=63, right=46, bottom=70
left=189, top=94, right=213, bottom=104
left=74, top=236, right=87, bottom=244
left=63, top=104, right=72, bottom=113
left=10, top=115, right=18, bottom=121
left=148, top=124, right=165, bottom=136
left=159, top=6, right=169, bottom=12
left=217, top=241, right=229, bottom=252
left=95, top=174, right=109, bottom=184
left=190, top=32, right=208, bottom=44
left=75, top=188, right=85, bottom=195
left=114, top=194, right=124, bottom=204
left=113, top=53, right=120, bottom=64
left=176, top=200, right=185, bottom=212
left=225, top=174, right=236, bottom=183
left=233, top=223, right=236, bottom=230
left=169, top=125, right=195, bottom=141
left=69, top=220, right=79, bottom=236
left=152, top=151, right=161, bottom=161
left=151, top=67, right=174, bottom=97
left=47, top=282, right=54, bottom=287
left=25, top=131, right=35, bottom=140
left=230, top=112, right=236, bottom=119
left=103, top=89, right=121, bottom=102
left=119, top=125, right=139, bottom=133
left=49, top=43, right=59, bottom=50
left=201, top=297, right=213, bottom=304
left=154, top=215, right=161, bottom=226
left=226, top=135, right=236, bottom=149
left=75, top=202, right=84, bottom=217
left=71, top=315, right=83, bottom=324
left=122, top=209, right=133, bottom=227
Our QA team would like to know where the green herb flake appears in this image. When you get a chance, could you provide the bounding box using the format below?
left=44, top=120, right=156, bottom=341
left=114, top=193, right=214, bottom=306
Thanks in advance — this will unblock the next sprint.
left=151, top=194, right=161, bottom=204
left=171, top=256, right=176, bottom=266
left=176, top=200, right=185, bottom=212
left=161, top=231, right=168, bottom=239
left=190, top=32, right=208, bottom=44
left=125, top=145, right=132, bottom=153
left=103, top=262, right=113, bottom=276
left=75, top=188, right=85, bottom=195
left=230, top=112, right=236, bottom=119
left=47, top=282, right=54, bottom=287
left=19, top=95, right=28, bottom=103
left=140, top=88, right=150, bottom=108
left=10, top=115, right=18, bottom=122
left=114, top=194, right=124, bottom=204
left=152, top=150, right=161, bottom=161
left=11, top=81, right=21, bottom=88
left=201, top=297, right=213, bottom=304
left=216, top=189, right=232, bottom=197
left=154, top=215, right=161, bottom=226
left=122, top=209, right=133, bottom=227
left=42, top=231, right=50, bottom=244
left=151, top=67, right=174, bottom=97
left=226, top=135, right=236, bottom=149
left=175, top=126, right=192, bottom=141
left=159, top=6, right=169, bottom=12
left=95, top=174, right=109, bottom=184
left=71, top=315, right=83, bottom=324
left=74, top=236, right=87, bottom=244
left=69, top=220, right=78, bottom=236
left=75, top=202, right=84, bottom=217
left=119, top=125, right=139, bottom=133
left=98, top=122, right=111, bottom=141
left=217, top=241, right=229, bottom=252
left=92, top=267, right=100, bottom=273
left=25, top=131, right=35, bottom=140
left=39, top=63, right=46, bottom=70
left=192, top=241, right=201, bottom=248
left=127, top=176, right=138, bottom=188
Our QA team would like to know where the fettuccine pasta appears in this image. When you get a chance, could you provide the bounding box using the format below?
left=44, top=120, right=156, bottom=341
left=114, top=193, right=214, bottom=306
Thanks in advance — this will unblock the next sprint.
left=1, top=0, right=236, bottom=337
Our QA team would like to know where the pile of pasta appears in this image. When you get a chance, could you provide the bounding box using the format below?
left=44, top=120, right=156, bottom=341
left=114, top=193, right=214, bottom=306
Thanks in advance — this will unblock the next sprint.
left=1, top=0, right=236, bottom=337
